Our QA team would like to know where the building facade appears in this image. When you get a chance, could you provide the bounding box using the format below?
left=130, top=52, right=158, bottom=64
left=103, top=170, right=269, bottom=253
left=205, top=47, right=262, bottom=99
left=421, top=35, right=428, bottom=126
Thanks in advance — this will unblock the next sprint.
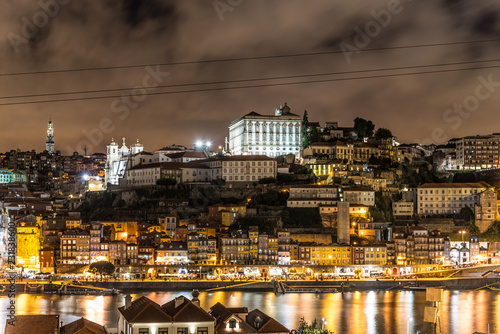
left=228, top=103, right=302, bottom=158
left=46, top=119, right=55, bottom=154
left=455, top=135, right=500, bottom=170
left=417, top=182, right=496, bottom=217
left=105, top=138, right=144, bottom=186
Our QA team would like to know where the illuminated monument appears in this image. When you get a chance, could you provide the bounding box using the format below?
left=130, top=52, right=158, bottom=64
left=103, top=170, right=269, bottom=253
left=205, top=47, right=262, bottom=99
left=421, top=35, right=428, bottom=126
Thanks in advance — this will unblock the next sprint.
left=228, top=103, right=303, bottom=158
left=105, top=137, right=144, bottom=186
left=46, top=119, right=55, bottom=154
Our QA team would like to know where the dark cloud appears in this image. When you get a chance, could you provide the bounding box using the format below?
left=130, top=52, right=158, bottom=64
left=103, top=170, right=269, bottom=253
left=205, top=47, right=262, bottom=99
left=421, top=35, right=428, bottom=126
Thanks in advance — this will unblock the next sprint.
left=1, top=0, right=500, bottom=154
left=473, top=11, right=498, bottom=34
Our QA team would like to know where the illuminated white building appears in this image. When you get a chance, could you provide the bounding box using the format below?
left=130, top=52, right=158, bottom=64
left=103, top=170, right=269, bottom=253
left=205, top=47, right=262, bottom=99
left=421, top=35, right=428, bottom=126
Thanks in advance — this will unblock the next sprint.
left=46, top=119, right=55, bottom=154
left=105, top=137, right=144, bottom=186
left=228, top=103, right=302, bottom=158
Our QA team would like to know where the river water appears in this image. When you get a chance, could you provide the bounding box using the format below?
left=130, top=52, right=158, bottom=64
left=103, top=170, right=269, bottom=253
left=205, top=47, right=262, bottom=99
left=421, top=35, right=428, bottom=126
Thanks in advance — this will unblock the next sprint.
left=0, top=290, right=498, bottom=334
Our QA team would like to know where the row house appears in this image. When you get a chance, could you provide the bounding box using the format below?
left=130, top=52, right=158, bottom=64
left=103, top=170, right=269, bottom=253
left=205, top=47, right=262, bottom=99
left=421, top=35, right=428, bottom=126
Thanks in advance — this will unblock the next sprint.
left=159, top=213, right=179, bottom=238
left=187, top=233, right=217, bottom=265
left=218, top=232, right=251, bottom=265
left=390, top=228, right=447, bottom=265
left=309, top=244, right=352, bottom=266
left=257, top=234, right=279, bottom=265
left=155, top=242, right=189, bottom=265
left=109, top=240, right=127, bottom=266
left=138, top=246, right=155, bottom=265
left=126, top=243, right=138, bottom=265
left=277, top=230, right=291, bottom=265
left=60, top=230, right=90, bottom=265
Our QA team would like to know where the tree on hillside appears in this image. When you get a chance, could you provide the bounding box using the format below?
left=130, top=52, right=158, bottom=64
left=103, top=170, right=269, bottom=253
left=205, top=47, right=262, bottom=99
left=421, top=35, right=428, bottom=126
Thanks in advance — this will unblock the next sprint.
left=302, top=110, right=310, bottom=148
left=353, top=117, right=375, bottom=139
left=302, top=110, right=323, bottom=147
left=89, top=261, right=115, bottom=281
left=156, top=177, right=177, bottom=187
left=458, top=206, right=474, bottom=221
left=467, top=221, right=480, bottom=235
left=374, top=128, right=393, bottom=139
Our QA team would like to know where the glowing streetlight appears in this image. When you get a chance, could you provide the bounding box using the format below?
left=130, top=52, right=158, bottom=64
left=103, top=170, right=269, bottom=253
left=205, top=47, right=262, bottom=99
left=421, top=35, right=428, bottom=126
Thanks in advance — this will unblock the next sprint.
left=459, top=230, right=466, bottom=243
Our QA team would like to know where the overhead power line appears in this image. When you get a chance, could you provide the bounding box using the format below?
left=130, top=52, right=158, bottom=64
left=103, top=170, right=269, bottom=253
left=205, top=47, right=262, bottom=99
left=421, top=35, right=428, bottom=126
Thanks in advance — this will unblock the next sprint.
left=1, top=63, right=500, bottom=107
left=2, top=57, right=500, bottom=101
left=1, top=38, right=500, bottom=77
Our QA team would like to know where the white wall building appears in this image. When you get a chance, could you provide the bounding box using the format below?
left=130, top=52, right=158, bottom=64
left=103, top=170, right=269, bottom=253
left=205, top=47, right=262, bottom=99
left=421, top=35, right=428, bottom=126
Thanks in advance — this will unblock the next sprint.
left=228, top=103, right=302, bottom=158
left=105, top=138, right=144, bottom=186
left=118, top=295, right=215, bottom=334
left=342, top=188, right=375, bottom=206
left=417, top=182, right=496, bottom=216
left=392, top=201, right=414, bottom=218
left=287, top=185, right=339, bottom=208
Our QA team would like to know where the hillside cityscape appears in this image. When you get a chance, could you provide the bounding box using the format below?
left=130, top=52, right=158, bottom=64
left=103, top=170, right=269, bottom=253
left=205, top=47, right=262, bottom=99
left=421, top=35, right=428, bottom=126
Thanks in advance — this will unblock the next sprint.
left=2, top=105, right=500, bottom=332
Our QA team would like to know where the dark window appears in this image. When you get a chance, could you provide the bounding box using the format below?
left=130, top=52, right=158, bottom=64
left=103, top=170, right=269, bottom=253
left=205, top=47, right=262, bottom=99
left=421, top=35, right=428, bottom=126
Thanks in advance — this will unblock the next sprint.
left=178, top=328, right=188, bottom=334
left=159, top=329, right=168, bottom=334
left=229, top=319, right=237, bottom=329
left=139, top=329, right=149, bottom=334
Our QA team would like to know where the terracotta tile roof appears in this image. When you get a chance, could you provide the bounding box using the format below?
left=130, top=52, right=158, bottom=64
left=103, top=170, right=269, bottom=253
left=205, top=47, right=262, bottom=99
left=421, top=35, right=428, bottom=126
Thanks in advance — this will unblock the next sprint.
left=227, top=307, right=248, bottom=314
left=247, top=309, right=289, bottom=333
left=210, top=302, right=233, bottom=323
left=162, top=297, right=215, bottom=322
left=5, top=315, right=59, bottom=334
left=118, top=296, right=172, bottom=323
left=60, top=317, right=106, bottom=334
left=210, top=303, right=256, bottom=334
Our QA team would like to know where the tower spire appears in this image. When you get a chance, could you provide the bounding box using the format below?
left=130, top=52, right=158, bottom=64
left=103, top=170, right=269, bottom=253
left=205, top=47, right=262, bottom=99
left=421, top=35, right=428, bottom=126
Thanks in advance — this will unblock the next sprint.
left=46, top=119, right=55, bottom=154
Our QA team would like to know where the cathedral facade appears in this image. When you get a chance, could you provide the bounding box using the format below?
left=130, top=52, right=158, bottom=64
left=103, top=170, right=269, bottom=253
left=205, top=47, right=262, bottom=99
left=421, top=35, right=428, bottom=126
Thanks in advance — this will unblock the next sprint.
left=228, top=103, right=303, bottom=158
left=105, top=138, right=144, bottom=186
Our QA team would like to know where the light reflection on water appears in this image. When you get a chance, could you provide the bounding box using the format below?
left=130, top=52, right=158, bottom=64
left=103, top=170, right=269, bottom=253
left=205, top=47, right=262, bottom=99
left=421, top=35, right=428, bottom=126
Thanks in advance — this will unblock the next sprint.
left=0, top=290, right=498, bottom=334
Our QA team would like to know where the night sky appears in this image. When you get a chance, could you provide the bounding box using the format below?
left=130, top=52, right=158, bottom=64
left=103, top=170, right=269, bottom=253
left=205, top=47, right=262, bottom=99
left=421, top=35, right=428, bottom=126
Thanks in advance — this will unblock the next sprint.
left=2, top=0, right=500, bottom=154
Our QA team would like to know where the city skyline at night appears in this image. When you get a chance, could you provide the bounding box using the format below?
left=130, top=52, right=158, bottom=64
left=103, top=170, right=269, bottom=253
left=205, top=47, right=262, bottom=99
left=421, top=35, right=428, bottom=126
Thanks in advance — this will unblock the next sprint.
left=3, top=1, right=500, bottom=334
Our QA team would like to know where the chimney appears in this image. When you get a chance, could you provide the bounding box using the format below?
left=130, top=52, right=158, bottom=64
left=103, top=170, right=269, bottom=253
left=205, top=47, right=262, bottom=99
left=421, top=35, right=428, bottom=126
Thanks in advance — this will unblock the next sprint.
left=254, top=316, right=263, bottom=329
left=124, top=294, right=132, bottom=309
left=191, top=289, right=200, bottom=307
left=175, top=296, right=185, bottom=308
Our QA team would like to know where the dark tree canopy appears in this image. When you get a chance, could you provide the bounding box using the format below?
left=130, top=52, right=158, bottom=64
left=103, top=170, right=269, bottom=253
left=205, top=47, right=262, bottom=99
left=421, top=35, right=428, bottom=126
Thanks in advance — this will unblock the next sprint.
left=89, top=261, right=115, bottom=280
left=156, top=177, right=177, bottom=187
left=353, top=117, right=375, bottom=138
left=302, top=110, right=323, bottom=147
left=374, top=127, right=393, bottom=139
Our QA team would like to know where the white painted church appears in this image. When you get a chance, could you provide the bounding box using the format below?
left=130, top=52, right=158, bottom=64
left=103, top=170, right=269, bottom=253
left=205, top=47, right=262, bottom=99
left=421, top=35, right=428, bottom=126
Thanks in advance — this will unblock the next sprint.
left=105, top=138, right=144, bottom=186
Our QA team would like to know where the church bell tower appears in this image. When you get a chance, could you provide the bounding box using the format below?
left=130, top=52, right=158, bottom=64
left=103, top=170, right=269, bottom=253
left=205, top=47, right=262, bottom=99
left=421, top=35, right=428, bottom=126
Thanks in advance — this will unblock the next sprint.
left=46, top=119, right=55, bottom=154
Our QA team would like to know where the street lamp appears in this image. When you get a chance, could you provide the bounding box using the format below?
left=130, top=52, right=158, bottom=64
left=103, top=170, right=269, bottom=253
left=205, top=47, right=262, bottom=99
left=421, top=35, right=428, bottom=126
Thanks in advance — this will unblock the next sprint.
left=459, top=230, right=466, bottom=243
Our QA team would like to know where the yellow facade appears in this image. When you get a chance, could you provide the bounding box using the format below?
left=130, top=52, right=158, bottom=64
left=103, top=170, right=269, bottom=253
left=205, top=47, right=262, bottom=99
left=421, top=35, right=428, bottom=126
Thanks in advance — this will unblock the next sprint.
left=364, top=245, right=387, bottom=265
left=16, top=222, right=42, bottom=270
left=217, top=205, right=247, bottom=227
left=310, top=245, right=352, bottom=265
